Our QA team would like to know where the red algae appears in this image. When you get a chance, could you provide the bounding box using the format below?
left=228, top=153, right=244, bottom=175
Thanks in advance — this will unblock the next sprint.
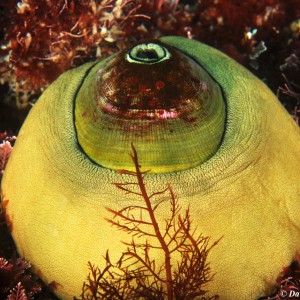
left=0, top=0, right=149, bottom=108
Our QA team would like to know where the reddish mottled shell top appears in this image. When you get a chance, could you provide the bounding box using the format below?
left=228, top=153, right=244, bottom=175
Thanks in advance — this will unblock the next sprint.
left=97, top=42, right=206, bottom=122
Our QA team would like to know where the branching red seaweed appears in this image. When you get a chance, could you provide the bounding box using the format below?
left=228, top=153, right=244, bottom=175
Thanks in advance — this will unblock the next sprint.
left=78, top=145, right=220, bottom=300
left=0, top=132, right=16, bottom=179
left=0, top=257, right=40, bottom=300
left=0, top=0, right=149, bottom=108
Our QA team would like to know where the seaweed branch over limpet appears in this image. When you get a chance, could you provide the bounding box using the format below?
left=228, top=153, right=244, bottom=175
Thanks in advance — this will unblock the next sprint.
left=78, top=145, right=220, bottom=300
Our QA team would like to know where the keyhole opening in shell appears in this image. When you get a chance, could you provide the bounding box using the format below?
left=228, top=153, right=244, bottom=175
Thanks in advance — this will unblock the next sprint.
left=136, top=49, right=159, bottom=60
left=126, top=43, right=171, bottom=64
